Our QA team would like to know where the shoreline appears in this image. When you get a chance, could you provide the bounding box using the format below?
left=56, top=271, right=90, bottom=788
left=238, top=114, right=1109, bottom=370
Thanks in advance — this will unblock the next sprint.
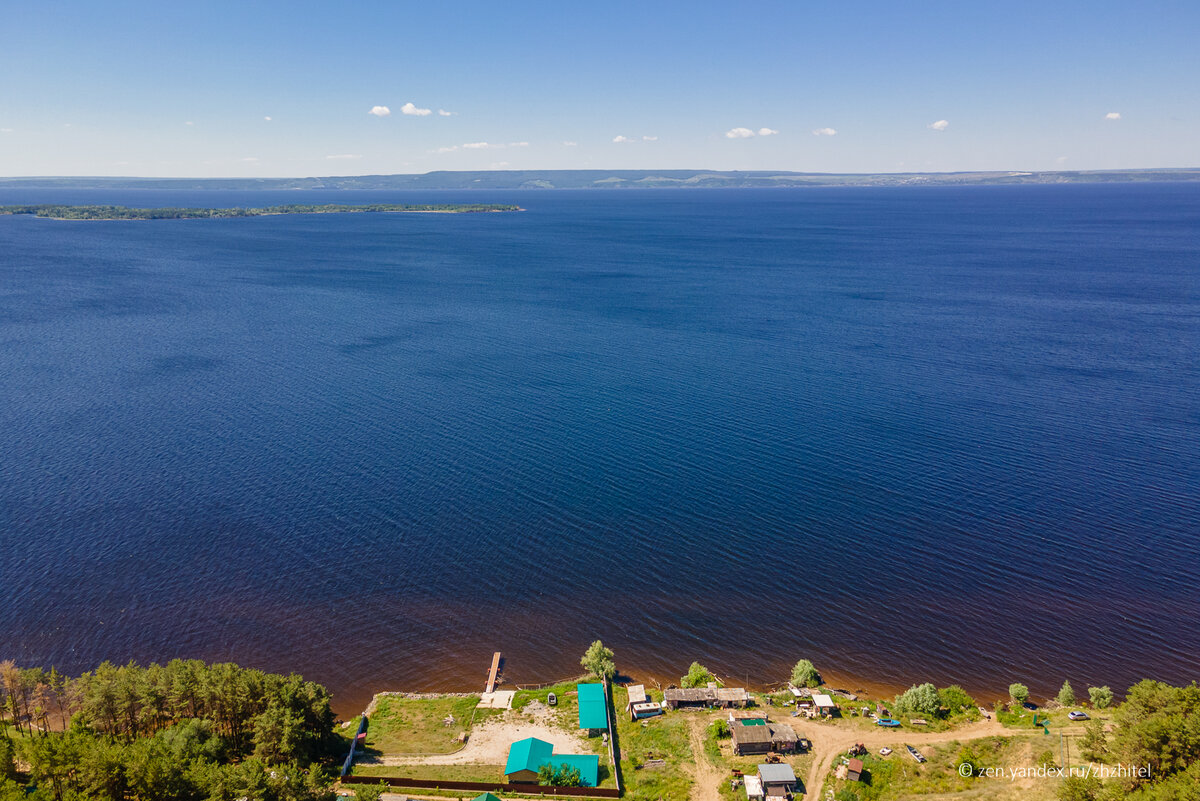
left=334, top=663, right=1031, bottom=720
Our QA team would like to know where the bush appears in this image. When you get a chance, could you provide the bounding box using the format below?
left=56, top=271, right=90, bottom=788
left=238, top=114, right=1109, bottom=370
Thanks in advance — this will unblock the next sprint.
left=1057, top=775, right=1102, bottom=801
left=790, top=660, right=821, bottom=688
left=894, top=683, right=941, bottom=717
left=709, top=719, right=730, bottom=739
left=939, top=685, right=976, bottom=713
left=1009, top=683, right=1030, bottom=706
left=1057, top=681, right=1076, bottom=707
left=353, top=783, right=387, bottom=801
left=1088, top=686, right=1113, bottom=709
left=956, top=745, right=984, bottom=777
left=1036, top=749, right=1057, bottom=769
left=681, top=662, right=721, bottom=689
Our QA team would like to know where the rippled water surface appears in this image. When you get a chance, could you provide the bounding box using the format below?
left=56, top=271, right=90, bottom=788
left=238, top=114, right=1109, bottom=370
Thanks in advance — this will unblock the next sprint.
left=2, top=185, right=1197, bottom=713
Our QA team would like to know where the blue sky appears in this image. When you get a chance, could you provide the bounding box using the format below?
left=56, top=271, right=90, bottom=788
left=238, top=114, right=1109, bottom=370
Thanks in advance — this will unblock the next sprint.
left=1, top=1, right=1197, bottom=176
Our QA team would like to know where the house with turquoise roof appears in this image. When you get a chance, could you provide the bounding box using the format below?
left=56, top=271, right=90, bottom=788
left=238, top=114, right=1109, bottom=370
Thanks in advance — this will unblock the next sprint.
left=503, top=737, right=600, bottom=787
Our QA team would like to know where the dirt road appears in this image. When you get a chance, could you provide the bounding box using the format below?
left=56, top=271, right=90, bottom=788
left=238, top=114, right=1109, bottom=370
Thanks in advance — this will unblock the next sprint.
left=687, top=717, right=726, bottom=801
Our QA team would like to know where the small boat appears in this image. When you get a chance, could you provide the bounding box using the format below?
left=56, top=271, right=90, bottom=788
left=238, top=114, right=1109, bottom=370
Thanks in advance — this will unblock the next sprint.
left=547, top=692, right=557, bottom=706
left=879, top=747, right=892, bottom=756
left=906, top=744, right=926, bottom=763
left=876, top=718, right=901, bottom=727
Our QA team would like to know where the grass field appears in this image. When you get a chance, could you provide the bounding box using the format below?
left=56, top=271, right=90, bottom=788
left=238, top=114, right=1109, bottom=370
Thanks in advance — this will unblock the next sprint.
left=615, top=687, right=693, bottom=801
left=820, top=736, right=1063, bottom=801
left=363, top=694, right=495, bottom=755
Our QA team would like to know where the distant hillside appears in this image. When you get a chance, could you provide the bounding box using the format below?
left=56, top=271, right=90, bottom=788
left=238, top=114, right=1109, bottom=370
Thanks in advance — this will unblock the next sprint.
left=1, top=168, right=1198, bottom=191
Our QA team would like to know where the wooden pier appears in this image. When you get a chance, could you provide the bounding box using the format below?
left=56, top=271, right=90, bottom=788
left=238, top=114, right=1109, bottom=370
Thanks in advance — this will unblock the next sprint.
left=485, top=651, right=502, bottom=693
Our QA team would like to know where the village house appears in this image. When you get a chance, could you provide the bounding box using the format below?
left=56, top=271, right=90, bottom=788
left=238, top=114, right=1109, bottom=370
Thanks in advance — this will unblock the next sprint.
left=729, top=718, right=799, bottom=756
left=663, top=685, right=751, bottom=709
left=503, top=737, right=600, bottom=787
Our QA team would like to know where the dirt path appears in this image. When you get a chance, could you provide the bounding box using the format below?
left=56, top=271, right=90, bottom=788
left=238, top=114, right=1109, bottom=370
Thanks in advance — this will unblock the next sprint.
left=686, top=717, right=725, bottom=801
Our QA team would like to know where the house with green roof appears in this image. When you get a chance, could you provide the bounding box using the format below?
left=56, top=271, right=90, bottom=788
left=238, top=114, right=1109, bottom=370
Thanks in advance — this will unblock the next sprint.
left=503, top=737, right=600, bottom=787
left=577, top=683, right=608, bottom=734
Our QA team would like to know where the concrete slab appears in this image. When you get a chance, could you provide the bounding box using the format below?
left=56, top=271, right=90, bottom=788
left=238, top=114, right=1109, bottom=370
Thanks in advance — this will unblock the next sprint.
left=477, top=690, right=515, bottom=709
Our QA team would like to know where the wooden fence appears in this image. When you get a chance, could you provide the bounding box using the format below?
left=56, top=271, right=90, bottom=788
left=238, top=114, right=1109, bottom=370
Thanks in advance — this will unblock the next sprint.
left=340, top=776, right=621, bottom=798
left=341, top=716, right=368, bottom=778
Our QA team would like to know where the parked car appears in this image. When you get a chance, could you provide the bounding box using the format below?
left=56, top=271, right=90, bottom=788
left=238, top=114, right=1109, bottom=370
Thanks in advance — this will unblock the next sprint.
left=1068, top=710, right=1090, bottom=721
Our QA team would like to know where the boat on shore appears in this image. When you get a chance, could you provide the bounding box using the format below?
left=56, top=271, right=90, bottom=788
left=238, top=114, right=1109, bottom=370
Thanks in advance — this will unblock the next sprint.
left=906, top=744, right=926, bottom=763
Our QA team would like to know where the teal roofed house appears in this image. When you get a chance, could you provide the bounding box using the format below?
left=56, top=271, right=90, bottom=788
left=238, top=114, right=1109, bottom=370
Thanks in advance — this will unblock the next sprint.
left=577, top=683, right=608, bottom=734
left=503, top=737, right=600, bottom=787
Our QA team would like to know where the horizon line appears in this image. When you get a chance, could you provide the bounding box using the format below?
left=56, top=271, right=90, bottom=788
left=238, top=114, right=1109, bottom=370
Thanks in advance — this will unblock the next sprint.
left=2, top=166, right=1200, bottom=182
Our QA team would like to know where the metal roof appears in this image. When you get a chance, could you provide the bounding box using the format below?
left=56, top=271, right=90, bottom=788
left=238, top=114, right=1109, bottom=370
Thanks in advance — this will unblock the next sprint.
left=504, top=737, right=554, bottom=775
left=578, top=683, right=609, bottom=730
left=503, top=737, right=600, bottom=787
left=758, top=763, right=797, bottom=784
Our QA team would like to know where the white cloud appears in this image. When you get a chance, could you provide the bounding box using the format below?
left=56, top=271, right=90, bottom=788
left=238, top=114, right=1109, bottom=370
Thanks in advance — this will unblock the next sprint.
left=438, top=109, right=454, bottom=116
left=264, top=116, right=272, bottom=122
left=758, top=128, right=778, bottom=136
left=509, top=141, right=529, bottom=147
left=1056, top=156, right=1069, bottom=164
left=490, top=161, right=510, bottom=169
left=185, top=121, right=194, bottom=126
left=563, top=141, right=578, bottom=147
left=241, top=157, right=259, bottom=163
left=0, top=128, right=12, bottom=133
left=462, top=141, right=494, bottom=149
left=812, top=127, right=837, bottom=136
left=725, top=127, right=756, bottom=139
left=929, top=119, right=949, bottom=131
left=368, top=105, right=391, bottom=117
left=325, top=154, right=362, bottom=160
left=613, top=135, right=632, bottom=143
left=1105, top=112, right=1121, bottom=120
left=433, top=145, right=460, bottom=153
left=401, top=102, right=432, bottom=116
left=643, top=135, right=658, bottom=141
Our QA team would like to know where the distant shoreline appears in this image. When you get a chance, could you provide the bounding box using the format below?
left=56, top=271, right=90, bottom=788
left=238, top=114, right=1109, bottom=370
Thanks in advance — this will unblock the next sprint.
left=1, top=167, right=1198, bottom=192
left=0, top=202, right=522, bottom=220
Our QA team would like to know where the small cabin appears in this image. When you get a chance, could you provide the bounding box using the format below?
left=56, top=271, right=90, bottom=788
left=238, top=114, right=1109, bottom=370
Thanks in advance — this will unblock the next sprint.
left=847, top=758, right=864, bottom=782
left=757, top=763, right=797, bottom=798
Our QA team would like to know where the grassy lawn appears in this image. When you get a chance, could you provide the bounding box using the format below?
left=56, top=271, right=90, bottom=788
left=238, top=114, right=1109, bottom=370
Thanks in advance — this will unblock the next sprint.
left=820, top=736, right=1061, bottom=801
left=615, top=688, right=693, bottom=801
left=513, top=681, right=583, bottom=713
left=997, top=704, right=1113, bottom=732
left=364, top=694, right=493, bottom=755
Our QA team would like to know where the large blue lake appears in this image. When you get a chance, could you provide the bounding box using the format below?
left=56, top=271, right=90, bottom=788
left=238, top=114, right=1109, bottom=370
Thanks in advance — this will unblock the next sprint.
left=1, top=185, right=1197, bottom=712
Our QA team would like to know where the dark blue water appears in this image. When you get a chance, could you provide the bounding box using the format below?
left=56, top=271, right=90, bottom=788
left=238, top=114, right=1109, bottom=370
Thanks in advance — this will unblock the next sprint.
left=2, top=185, right=1197, bottom=712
